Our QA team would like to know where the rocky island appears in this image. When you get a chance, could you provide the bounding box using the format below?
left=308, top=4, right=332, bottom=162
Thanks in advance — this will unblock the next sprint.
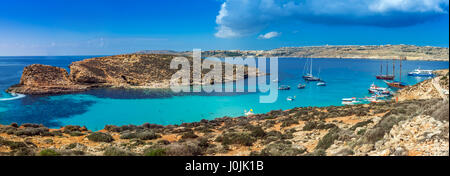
left=1, top=70, right=448, bottom=156
left=6, top=54, right=263, bottom=95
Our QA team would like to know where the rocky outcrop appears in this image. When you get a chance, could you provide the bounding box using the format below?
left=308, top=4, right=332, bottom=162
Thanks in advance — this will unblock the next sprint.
left=6, top=54, right=263, bottom=95
left=369, top=114, right=448, bottom=156
left=395, top=71, right=449, bottom=101
left=6, top=64, right=90, bottom=95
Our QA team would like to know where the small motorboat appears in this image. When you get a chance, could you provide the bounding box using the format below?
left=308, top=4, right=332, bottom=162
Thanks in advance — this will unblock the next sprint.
left=408, top=68, right=434, bottom=77
left=317, top=81, right=326, bottom=86
left=364, top=95, right=382, bottom=103
left=278, top=85, right=291, bottom=90
left=342, top=97, right=361, bottom=105
left=297, top=84, right=306, bottom=89
left=272, top=79, right=280, bottom=83
left=304, top=76, right=320, bottom=81
left=244, top=109, right=254, bottom=116
left=286, top=96, right=296, bottom=101
left=368, top=83, right=389, bottom=93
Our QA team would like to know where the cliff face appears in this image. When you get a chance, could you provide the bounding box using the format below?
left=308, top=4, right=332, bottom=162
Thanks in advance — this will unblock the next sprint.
left=69, top=54, right=181, bottom=87
left=6, top=54, right=261, bottom=95
left=6, top=64, right=89, bottom=95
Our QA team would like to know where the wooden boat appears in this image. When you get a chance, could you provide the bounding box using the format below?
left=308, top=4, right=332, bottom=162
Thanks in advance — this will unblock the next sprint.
left=376, top=75, right=394, bottom=80
left=385, top=57, right=408, bottom=89
left=376, top=60, right=395, bottom=80
left=385, top=81, right=408, bottom=89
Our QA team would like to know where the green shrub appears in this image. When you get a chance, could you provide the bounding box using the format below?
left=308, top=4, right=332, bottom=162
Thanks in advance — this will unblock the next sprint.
left=197, top=137, right=209, bottom=149
left=305, top=149, right=326, bottom=156
left=357, top=128, right=366, bottom=135
left=181, top=131, right=198, bottom=139
left=66, top=143, right=78, bottom=150
left=165, top=142, right=203, bottom=156
left=302, top=121, right=318, bottom=131
left=349, top=120, right=373, bottom=131
left=137, top=131, right=160, bottom=140
left=0, top=138, right=27, bottom=150
left=39, top=149, right=61, bottom=156
left=315, top=128, right=340, bottom=150
left=303, top=121, right=337, bottom=131
left=86, top=132, right=114, bottom=143
left=257, top=142, right=306, bottom=156
left=247, top=126, right=266, bottom=138
left=144, top=147, right=166, bottom=156
left=280, top=118, right=299, bottom=128
left=103, top=147, right=135, bottom=156
left=363, top=114, right=406, bottom=144
left=215, top=132, right=256, bottom=146
left=69, top=131, right=85, bottom=137
left=120, top=132, right=138, bottom=139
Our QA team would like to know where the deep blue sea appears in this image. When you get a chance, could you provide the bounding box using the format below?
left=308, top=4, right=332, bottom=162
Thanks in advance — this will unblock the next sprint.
left=0, top=56, right=448, bottom=131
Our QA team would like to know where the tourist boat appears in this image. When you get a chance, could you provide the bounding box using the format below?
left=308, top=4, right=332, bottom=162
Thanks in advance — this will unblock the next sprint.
left=278, top=85, right=291, bottom=90
left=286, top=96, right=296, bottom=101
left=408, top=68, right=434, bottom=77
left=297, top=84, right=306, bottom=89
left=244, top=109, right=254, bottom=116
left=368, top=83, right=391, bottom=95
left=376, top=75, right=394, bottom=80
left=342, top=97, right=361, bottom=105
left=302, top=58, right=320, bottom=81
left=364, top=95, right=384, bottom=103
left=385, top=81, right=408, bottom=89
left=385, top=57, right=408, bottom=89
left=376, top=60, right=395, bottom=80
left=317, top=81, right=326, bottom=86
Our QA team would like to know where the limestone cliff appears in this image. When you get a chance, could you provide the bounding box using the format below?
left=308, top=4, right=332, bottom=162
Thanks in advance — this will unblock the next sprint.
left=6, top=64, right=89, bottom=95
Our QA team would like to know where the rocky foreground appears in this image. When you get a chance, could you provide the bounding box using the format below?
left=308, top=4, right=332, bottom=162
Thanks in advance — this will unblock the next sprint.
left=0, top=72, right=448, bottom=156
left=6, top=54, right=262, bottom=95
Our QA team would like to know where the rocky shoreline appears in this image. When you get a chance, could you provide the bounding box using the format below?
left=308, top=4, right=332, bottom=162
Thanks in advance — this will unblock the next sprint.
left=6, top=54, right=263, bottom=95
left=0, top=72, right=448, bottom=156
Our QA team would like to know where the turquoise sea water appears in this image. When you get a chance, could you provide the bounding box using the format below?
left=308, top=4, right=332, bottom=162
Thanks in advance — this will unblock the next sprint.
left=0, top=56, right=448, bottom=131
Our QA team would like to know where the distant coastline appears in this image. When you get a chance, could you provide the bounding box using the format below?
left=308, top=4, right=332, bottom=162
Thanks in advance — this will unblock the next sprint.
left=136, top=45, right=449, bottom=61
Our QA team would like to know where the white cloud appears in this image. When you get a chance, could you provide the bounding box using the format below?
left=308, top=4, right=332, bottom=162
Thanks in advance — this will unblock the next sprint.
left=215, top=0, right=449, bottom=38
left=258, top=31, right=281, bottom=39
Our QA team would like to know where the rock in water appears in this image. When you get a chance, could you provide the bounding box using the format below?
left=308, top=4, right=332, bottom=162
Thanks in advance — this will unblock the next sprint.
left=6, top=64, right=89, bottom=95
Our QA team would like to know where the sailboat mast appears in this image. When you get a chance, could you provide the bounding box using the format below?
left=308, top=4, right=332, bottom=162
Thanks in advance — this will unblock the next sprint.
left=393, top=59, right=395, bottom=78
left=380, top=63, right=383, bottom=75
left=386, top=61, right=388, bottom=75
left=310, top=58, right=313, bottom=75
left=400, top=57, right=402, bottom=82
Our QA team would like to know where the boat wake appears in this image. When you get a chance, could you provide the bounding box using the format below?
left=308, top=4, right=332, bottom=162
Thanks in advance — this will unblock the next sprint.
left=0, top=93, right=26, bottom=101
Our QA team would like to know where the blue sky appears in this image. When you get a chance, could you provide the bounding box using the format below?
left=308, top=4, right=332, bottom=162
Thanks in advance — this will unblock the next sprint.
left=0, top=0, right=448, bottom=56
